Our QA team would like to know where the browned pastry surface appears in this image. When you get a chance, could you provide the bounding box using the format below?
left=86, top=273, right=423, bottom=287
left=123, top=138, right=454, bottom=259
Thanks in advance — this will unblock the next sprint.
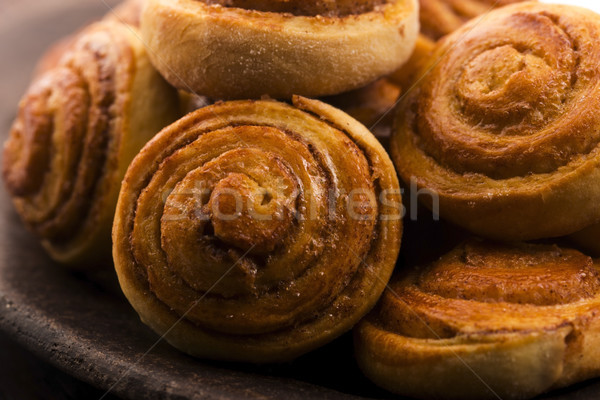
left=356, top=239, right=600, bottom=400
left=2, top=21, right=179, bottom=266
left=112, top=97, right=402, bottom=362
left=390, top=0, right=530, bottom=91
left=141, top=0, right=418, bottom=99
left=391, top=2, right=600, bottom=241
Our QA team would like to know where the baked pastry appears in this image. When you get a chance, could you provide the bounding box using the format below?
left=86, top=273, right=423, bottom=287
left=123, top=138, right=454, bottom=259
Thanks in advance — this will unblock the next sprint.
left=391, top=2, right=600, bottom=241
left=2, top=21, right=180, bottom=266
left=389, top=0, right=529, bottom=90
left=112, top=96, right=402, bottom=362
left=140, top=0, right=419, bottom=99
left=420, top=0, right=528, bottom=40
left=355, top=239, right=600, bottom=400
left=323, top=78, right=401, bottom=143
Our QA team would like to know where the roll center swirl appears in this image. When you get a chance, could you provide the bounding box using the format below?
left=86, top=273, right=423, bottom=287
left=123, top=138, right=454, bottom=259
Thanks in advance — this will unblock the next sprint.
left=207, top=168, right=297, bottom=255
left=457, top=45, right=556, bottom=129
left=160, top=146, right=300, bottom=297
left=410, top=10, right=593, bottom=179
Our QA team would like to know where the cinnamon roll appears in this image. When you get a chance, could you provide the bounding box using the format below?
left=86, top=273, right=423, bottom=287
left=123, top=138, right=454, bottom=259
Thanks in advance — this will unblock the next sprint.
left=355, top=239, right=600, bottom=400
left=112, top=97, right=402, bottom=362
left=140, top=0, right=419, bottom=99
left=389, top=0, right=529, bottom=91
left=2, top=21, right=180, bottom=266
left=391, top=3, right=600, bottom=241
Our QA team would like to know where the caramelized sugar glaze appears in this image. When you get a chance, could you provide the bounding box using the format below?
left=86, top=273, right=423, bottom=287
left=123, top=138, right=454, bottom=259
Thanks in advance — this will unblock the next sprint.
left=2, top=21, right=179, bottom=265
left=391, top=3, right=600, bottom=241
left=113, top=97, right=402, bottom=362
left=356, top=240, right=600, bottom=400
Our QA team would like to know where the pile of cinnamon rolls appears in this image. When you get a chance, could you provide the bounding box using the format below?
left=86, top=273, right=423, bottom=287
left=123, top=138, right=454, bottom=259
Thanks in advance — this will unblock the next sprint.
left=5, top=0, right=600, bottom=398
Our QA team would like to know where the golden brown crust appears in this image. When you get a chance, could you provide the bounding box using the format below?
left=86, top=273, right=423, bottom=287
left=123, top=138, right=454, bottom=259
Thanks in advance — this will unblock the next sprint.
left=355, top=239, right=600, bottom=400
left=390, top=0, right=530, bottom=92
left=140, top=0, right=419, bottom=99
left=2, top=21, right=180, bottom=266
left=112, top=97, right=402, bottom=362
left=390, top=2, right=600, bottom=241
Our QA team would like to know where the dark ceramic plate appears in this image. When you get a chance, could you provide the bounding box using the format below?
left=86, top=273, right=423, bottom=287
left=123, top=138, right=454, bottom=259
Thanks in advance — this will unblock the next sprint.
left=0, top=1, right=599, bottom=399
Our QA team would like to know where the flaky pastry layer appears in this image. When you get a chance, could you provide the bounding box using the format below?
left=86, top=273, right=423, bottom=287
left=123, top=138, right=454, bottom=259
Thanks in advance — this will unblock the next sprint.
left=391, top=3, right=600, bottom=241
left=112, top=97, right=402, bottom=362
left=356, top=239, right=600, bottom=400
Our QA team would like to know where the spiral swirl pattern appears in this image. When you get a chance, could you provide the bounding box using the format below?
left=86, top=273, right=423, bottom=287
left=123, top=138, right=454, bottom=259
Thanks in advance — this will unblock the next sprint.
left=391, top=3, right=600, bottom=241
left=2, top=21, right=179, bottom=265
left=113, top=97, right=402, bottom=362
left=355, top=240, right=600, bottom=400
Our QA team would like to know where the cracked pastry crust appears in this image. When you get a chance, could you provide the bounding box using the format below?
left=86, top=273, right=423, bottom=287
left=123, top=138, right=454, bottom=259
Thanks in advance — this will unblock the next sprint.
left=2, top=21, right=180, bottom=266
left=390, top=3, right=600, bottom=241
left=112, top=96, right=402, bottom=362
left=140, top=0, right=419, bottom=99
left=355, top=239, right=600, bottom=400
